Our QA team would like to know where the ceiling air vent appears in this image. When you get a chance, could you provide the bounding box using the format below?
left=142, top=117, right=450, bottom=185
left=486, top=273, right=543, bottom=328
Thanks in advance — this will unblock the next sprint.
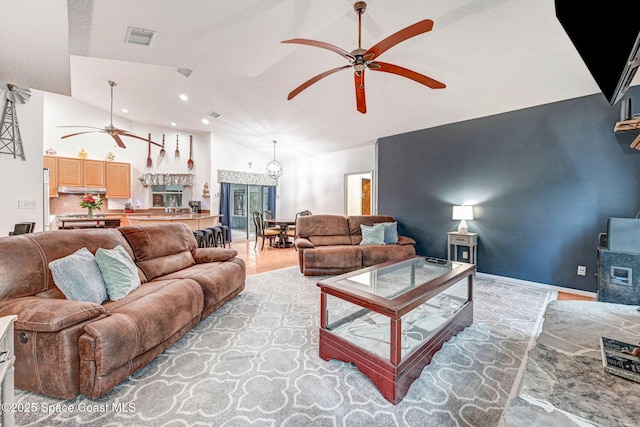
left=208, top=111, right=221, bottom=119
left=125, top=27, right=156, bottom=46
left=177, top=68, right=193, bottom=78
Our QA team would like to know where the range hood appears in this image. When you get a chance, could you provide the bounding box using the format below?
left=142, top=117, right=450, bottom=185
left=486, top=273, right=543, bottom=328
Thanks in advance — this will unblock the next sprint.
left=57, top=186, right=107, bottom=194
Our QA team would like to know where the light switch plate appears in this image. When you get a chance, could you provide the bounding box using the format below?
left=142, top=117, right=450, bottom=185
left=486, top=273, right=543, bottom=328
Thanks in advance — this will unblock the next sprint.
left=18, top=199, right=37, bottom=209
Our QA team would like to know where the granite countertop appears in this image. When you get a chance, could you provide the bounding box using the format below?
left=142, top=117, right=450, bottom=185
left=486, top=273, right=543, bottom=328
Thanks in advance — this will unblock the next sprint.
left=129, top=213, right=222, bottom=220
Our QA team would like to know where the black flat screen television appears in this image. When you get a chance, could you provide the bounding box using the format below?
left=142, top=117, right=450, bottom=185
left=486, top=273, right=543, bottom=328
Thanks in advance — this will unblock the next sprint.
left=555, top=1, right=640, bottom=106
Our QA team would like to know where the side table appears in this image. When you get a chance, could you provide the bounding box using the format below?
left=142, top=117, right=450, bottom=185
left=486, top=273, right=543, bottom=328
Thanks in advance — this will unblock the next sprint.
left=0, top=315, right=16, bottom=427
left=447, top=232, right=478, bottom=265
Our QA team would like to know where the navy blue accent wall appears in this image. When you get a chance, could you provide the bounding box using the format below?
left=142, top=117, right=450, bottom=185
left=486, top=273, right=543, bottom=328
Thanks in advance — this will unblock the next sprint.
left=378, top=87, right=640, bottom=292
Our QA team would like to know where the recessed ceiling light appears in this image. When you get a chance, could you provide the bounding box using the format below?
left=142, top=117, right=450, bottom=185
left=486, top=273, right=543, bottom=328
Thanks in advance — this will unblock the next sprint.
left=202, top=118, right=210, bottom=125
left=125, top=26, right=156, bottom=46
left=121, top=108, right=128, bottom=113
left=179, top=94, right=188, bottom=101
left=170, top=122, right=177, bottom=127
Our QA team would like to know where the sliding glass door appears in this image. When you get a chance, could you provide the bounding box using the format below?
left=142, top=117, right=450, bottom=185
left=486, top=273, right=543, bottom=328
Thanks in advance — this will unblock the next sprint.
left=228, top=184, right=274, bottom=241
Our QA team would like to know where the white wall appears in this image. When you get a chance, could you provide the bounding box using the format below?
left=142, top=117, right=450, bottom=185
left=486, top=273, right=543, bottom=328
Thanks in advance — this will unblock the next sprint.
left=0, top=90, right=45, bottom=234
left=278, top=145, right=376, bottom=218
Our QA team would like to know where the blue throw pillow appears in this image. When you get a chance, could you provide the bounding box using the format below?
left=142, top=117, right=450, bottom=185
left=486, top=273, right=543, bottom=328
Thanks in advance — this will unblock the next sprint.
left=360, top=223, right=385, bottom=245
left=382, top=221, right=399, bottom=244
left=49, top=247, right=108, bottom=304
left=95, top=245, right=141, bottom=301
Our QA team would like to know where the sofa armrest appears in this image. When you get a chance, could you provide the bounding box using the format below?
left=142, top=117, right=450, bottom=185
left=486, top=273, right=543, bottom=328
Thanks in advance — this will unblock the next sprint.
left=295, top=237, right=314, bottom=249
left=194, top=248, right=238, bottom=263
left=0, top=297, right=105, bottom=333
left=397, top=235, right=416, bottom=246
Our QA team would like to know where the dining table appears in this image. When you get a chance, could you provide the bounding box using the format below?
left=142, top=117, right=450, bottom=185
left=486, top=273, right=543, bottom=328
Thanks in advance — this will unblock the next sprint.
left=264, top=218, right=295, bottom=248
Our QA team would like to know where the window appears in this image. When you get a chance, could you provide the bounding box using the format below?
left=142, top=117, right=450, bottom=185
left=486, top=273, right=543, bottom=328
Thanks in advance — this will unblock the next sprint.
left=151, top=185, right=191, bottom=207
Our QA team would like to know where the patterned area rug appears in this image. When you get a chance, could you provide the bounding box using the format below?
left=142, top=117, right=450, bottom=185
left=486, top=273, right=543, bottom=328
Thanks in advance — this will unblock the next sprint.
left=14, top=267, right=555, bottom=426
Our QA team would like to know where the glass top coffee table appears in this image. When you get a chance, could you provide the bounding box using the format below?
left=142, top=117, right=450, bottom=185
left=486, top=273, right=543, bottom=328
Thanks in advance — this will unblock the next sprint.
left=317, top=256, right=476, bottom=404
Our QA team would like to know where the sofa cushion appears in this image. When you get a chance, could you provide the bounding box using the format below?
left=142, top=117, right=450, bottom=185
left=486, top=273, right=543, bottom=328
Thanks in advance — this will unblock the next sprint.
left=297, top=215, right=350, bottom=238
left=360, top=244, right=416, bottom=267
left=49, top=247, right=108, bottom=304
left=360, top=224, right=385, bottom=245
left=95, top=245, right=141, bottom=301
left=303, top=245, right=362, bottom=270
left=81, top=278, right=204, bottom=376
left=118, top=223, right=197, bottom=281
left=0, top=297, right=105, bottom=332
left=160, top=258, right=246, bottom=318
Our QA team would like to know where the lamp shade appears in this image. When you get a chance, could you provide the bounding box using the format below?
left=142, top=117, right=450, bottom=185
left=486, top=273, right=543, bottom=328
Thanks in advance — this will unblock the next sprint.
left=452, top=205, right=474, bottom=221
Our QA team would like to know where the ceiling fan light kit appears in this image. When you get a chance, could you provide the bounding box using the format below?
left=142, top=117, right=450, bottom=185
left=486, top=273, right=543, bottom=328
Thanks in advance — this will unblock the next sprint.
left=282, top=1, right=446, bottom=114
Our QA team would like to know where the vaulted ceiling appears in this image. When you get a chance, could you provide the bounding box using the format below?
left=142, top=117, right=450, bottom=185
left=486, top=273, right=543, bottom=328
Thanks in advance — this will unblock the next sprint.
left=1, top=0, right=635, bottom=160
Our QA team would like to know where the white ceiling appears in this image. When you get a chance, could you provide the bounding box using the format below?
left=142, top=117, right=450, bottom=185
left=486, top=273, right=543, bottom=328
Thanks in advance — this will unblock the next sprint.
left=2, top=0, right=636, bottom=160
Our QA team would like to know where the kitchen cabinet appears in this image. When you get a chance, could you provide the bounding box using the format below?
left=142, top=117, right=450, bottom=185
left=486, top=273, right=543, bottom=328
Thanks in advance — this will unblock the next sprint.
left=57, top=157, right=105, bottom=188
left=84, top=159, right=106, bottom=187
left=105, top=161, right=131, bottom=198
left=43, top=156, right=58, bottom=197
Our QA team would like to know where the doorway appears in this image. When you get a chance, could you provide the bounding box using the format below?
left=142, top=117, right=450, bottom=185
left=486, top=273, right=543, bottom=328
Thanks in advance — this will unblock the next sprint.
left=345, top=171, right=373, bottom=216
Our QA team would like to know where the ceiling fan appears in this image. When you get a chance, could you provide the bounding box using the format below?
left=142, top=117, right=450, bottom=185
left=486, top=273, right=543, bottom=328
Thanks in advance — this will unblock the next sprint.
left=58, top=80, right=160, bottom=148
left=282, top=1, right=445, bottom=114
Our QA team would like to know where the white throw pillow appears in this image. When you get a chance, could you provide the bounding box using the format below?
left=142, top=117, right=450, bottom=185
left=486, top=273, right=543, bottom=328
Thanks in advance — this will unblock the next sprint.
left=49, top=247, right=108, bottom=304
left=95, top=245, right=141, bottom=301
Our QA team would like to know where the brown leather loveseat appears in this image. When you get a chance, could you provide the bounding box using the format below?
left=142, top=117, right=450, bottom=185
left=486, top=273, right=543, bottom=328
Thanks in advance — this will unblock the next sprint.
left=295, top=214, right=416, bottom=275
left=0, top=223, right=245, bottom=399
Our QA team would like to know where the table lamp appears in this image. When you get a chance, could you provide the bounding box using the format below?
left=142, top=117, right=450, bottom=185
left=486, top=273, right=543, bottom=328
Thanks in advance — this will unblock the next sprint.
left=452, top=205, right=473, bottom=234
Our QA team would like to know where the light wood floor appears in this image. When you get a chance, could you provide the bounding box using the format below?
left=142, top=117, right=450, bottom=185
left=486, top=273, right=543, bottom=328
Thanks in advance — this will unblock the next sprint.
left=229, top=238, right=594, bottom=301
left=229, top=237, right=298, bottom=276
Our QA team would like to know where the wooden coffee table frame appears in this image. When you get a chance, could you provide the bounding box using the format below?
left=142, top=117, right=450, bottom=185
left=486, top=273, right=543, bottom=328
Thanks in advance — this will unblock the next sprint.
left=317, top=256, right=475, bottom=404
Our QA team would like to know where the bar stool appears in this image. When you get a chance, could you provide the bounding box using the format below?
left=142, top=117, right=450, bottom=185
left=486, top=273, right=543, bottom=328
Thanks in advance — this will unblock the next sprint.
left=205, top=226, right=223, bottom=247
left=193, top=230, right=206, bottom=248
left=202, top=228, right=216, bottom=247
left=218, top=225, right=231, bottom=248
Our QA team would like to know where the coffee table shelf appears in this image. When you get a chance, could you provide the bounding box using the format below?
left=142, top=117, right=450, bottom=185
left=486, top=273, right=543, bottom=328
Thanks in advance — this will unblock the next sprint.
left=317, top=256, right=475, bottom=404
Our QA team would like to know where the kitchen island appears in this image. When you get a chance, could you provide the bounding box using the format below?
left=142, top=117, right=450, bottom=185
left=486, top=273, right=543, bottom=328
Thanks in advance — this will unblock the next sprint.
left=126, top=213, right=222, bottom=230
left=59, top=216, right=122, bottom=229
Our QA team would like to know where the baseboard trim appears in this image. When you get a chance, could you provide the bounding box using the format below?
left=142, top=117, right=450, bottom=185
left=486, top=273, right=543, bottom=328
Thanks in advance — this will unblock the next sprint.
left=476, top=272, right=597, bottom=298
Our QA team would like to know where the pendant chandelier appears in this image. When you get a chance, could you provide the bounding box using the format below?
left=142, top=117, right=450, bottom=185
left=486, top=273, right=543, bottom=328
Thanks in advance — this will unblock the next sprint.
left=266, top=140, right=283, bottom=179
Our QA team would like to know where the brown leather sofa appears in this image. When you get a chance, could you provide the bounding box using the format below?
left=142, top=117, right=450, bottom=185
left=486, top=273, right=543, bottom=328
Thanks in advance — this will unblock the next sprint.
left=0, top=223, right=245, bottom=399
left=295, top=214, right=416, bottom=275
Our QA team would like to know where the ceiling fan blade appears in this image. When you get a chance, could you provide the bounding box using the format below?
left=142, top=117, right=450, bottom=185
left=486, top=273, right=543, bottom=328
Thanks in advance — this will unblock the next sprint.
left=112, top=134, right=127, bottom=149
left=60, top=130, right=104, bottom=139
left=355, top=71, right=366, bottom=114
left=282, top=38, right=355, bottom=61
left=369, top=61, right=446, bottom=89
left=119, top=131, right=162, bottom=147
left=57, top=125, right=105, bottom=130
left=364, top=19, right=434, bottom=60
left=287, top=65, right=351, bottom=100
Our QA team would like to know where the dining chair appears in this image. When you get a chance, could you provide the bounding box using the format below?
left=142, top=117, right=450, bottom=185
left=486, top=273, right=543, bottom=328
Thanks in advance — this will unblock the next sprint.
left=287, top=210, right=312, bottom=250
left=9, top=222, right=36, bottom=236
left=253, top=211, right=279, bottom=250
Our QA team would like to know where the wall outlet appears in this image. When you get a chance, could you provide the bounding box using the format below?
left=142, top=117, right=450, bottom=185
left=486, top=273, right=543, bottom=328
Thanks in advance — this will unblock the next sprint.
left=18, top=199, right=37, bottom=209
left=577, top=265, right=586, bottom=276
left=462, top=250, right=468, bottom=259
